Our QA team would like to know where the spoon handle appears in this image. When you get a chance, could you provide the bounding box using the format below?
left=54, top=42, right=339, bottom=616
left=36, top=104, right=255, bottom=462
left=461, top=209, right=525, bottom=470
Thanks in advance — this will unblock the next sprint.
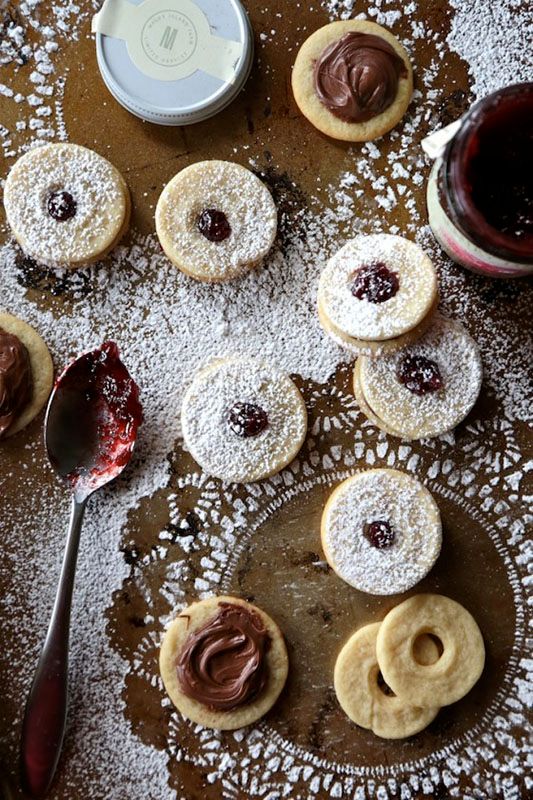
left=20, top=495, right=87, bottom=798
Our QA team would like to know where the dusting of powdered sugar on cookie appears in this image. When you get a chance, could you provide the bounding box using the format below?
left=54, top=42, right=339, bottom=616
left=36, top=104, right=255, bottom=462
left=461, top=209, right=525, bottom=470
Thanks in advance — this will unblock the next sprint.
left=322, top=469, right=442, bottom=595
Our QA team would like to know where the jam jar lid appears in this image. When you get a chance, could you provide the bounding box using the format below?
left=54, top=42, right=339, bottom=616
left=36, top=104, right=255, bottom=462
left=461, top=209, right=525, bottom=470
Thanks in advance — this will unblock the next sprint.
left=92, top=0, right=254, bottom=126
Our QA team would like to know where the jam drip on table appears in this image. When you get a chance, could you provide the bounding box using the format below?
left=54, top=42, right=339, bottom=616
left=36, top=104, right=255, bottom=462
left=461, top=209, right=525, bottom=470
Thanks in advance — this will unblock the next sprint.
left=351, top=262, right=400, bottom=303
left=0, top=327, right=33, bottom=439
left=364, top=519, right=395, bottom=549
left=177, top=602, right=271, bottom=711
left=47, top=190, right=77, bottom=222
left=313, top=32, right=407, bottom=123
left=46, top=341, right=143, bottom=493
left=228, top=401, right=269, bottom=438
left=197, top=209, right=232, bottom=242
left=397, top=354, right=443, bottom=396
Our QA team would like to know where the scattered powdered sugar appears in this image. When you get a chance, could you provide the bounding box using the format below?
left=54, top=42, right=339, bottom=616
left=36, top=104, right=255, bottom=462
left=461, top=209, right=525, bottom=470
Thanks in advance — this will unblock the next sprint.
left=318, top=234, right=436, bottom=340
left=322, top=469, right=442, bottom=595
left=361, top=315, right=483, bottom=439
left=3, top=142, right=126, bottom=266
left=181, top=357, right=307, bottom=483
left=156, top=160, right=278, bottom=280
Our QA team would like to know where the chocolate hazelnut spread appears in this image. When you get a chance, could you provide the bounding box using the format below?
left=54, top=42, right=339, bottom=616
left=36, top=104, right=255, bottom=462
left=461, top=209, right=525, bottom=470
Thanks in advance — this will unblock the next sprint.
left=177, top=603, right=271, bottom=711
left=313, top=32, right=407, bottom=123
left=0, top=328, right=33, bottom=439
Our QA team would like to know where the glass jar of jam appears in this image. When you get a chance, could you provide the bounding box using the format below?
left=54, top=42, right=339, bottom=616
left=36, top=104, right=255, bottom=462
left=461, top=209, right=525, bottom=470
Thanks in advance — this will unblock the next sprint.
left=426, top=83, right=533, bottom=278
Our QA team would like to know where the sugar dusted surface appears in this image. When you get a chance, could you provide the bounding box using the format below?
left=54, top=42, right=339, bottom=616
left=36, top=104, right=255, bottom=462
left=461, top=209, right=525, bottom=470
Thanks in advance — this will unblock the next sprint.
left=319, top=234, right=437, bottom=340
left=323, top=469, right=442, bottom=594
left=181, top=358, right=307, bottom=483
left=361, top=315, right=483, bottom=439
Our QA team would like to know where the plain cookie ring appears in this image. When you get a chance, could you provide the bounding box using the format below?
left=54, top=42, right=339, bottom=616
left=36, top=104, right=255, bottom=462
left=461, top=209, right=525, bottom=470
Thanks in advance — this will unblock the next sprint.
left=155, top=160, right=278, bottom=282
left=376, top=594, right=485, bottom=707
left=334, top=622, right=440, bottom=739
left=3, top=143, right=130, bottom=268
left=181, top=357, right=308, bottom=483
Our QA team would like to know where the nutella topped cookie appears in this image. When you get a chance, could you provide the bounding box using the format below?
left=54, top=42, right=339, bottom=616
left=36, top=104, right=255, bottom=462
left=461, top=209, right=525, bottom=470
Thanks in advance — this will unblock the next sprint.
left=355, top=315, right=483, bottom=439
left=3, top=144, right=130, bottom=268
left=155, top=160, right=278, bottom=282
left=181, top=357, right=307, bottom=483
left=0, top=312, right=53, bottom=439
left=318, top=234, right=438, bottom=355
left=159, top=595, right=289, bottom=730
left=292, top=20, right=413, bottom=141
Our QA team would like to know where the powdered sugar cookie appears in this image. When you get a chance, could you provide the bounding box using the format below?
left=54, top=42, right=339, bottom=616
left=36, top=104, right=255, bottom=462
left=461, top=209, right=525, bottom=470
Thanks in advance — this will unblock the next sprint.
left=334, top=622, right=440, bottom=738
left=181, top=358, right=307, bottom=483
left=292, top=20, right=413, bottom=142
left=376, top=594, right=485, bottom=707
left=0, top=311, right=53, bottom=439
left=321, top=469, right=442, bottom=595
left=159, top=595, right=288, bottom=730
left=3, top=143, right=130, bottom=268
left=356, top=315, right=483, bottom=439
left=317, top=235, right=438, bottom=357
left=155, top=160, right=277, bottom=282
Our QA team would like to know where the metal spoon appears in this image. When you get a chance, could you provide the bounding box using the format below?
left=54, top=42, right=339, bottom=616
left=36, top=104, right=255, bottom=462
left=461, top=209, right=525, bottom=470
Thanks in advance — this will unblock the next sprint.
left=20, top=341, right=142, bottom=798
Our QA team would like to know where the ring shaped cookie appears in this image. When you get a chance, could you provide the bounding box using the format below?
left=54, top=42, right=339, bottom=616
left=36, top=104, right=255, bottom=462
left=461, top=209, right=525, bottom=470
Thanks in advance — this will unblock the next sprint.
left=159, top=596, right=288, bottom=730
left=321, top=469, right=442, bottom=595
left=155, top=160, right=278, bottom=282
left=357, top=315, right=483, bottom=440
left=318, top=235, right=438, bottom=344
left=376, top=594, right=485, bottom=707
left=181, top=358, right=308, bottom=483
left=292, top=20, right=413, bottom=142
left=334, top=622, right=440, bottom=738
left=0, top=312, right=53, bottom=437
left=3, top=143, right=130, bottom=268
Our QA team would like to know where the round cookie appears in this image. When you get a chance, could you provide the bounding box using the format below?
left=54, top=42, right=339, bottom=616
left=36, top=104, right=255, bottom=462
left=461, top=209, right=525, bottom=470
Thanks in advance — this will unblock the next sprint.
left=353, top=358, right=403, bottom=436
left=0, top=312, right=53, bottom=438
left=155, top=160, right=278, bottom=282
left=334, top=622, right=440, bottom=738
left=318, top=235, right=438, bottom=351
left=321, top=469, right=442, bottom=595
left=292, top=20, right=413, bottom=141
left=376, top=594, right=485, bottom=707
left=159, top=595, right=288, bottom=730
left=3, top=143, right=130, bottom=268
left=181, top=357, right=308, bottom=483
left=357, top=315, right=483, bottom=440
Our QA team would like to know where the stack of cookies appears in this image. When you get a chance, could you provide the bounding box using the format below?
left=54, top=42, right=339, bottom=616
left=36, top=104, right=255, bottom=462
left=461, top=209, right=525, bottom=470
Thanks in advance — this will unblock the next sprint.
left=318, top=233, right=483, bottom=439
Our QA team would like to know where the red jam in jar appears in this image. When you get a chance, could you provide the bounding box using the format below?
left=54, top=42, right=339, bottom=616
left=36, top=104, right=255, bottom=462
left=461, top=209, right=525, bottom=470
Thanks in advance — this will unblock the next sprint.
left=426, top=83, right=533, bottom=278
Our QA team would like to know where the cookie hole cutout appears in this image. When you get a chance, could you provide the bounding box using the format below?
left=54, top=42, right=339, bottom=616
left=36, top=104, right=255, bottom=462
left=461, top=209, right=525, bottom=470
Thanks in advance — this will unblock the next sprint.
left=413, top=632, right=443, bottom=666
left=376, top=670, right=396, bottom=697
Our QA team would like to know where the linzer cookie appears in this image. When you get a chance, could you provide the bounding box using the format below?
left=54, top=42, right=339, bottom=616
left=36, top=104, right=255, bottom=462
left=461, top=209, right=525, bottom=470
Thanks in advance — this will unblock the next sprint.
left=181, top=357, right=307, bottom=483
left=334, top=622, right=440, bottom=738
left=292, top=20, right=413, bottom=141
left=321, top=469, right=442, bottom=595
left=376, top=594, right=485, bottom=707
left=3, top=143, right=130, bottom=268
left=0, top=312, right=53, bottom=439
left=318, top=234, right=438, bottom=356
left=159, top=595, right=289, bottom=730
left=354, top=314, right=483, bottom=439
left=155, top=160, right=278, bottom=282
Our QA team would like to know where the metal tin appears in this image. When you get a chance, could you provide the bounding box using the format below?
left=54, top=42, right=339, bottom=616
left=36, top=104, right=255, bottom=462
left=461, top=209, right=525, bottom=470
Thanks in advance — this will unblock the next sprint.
left=93, top=0, right=254, bottom=126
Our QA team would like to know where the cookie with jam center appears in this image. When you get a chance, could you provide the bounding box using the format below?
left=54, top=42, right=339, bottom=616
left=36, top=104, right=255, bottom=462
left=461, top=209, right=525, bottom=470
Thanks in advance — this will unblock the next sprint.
left=0, top=311, right=53, bottom=439
left=159, top=595, right=289, bottom=730
left=155, top=160, right=278, bottom=282
left=292, top=20, right=413, bottom=141
left=181, top=357, right=307, bottom=483
left=355, top=314, right=483, bottom=439
left=321, top=468, right=442, bottom=595
left=3, top=143, right=130, bottom=268
left=318, top=234, right=438, bottom=355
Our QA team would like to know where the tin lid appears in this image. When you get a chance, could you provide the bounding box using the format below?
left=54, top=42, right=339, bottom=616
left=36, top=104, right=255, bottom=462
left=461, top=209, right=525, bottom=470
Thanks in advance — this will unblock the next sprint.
left=92, top=0, right=253, bottom=126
